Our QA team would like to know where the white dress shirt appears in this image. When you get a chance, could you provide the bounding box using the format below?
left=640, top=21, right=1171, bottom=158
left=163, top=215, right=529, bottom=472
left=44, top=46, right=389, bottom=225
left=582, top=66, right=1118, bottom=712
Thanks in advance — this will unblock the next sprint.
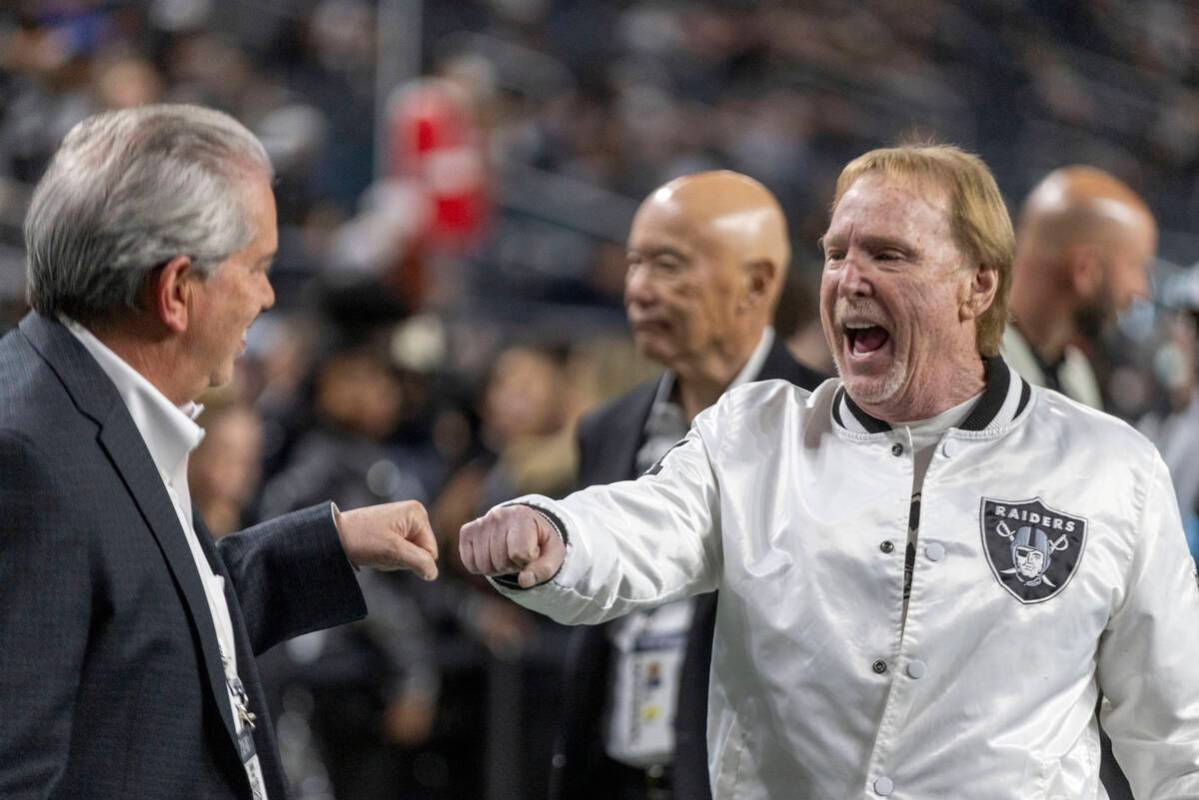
left=1002, top=324, right=1103, bottom=409
left=63, top=318, right=268, bottom=799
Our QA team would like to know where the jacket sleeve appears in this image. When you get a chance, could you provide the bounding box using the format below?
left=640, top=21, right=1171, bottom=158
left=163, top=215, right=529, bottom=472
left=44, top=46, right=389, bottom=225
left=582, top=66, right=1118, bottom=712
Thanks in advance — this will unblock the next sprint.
left=490, top=421, right=723, bottom=625
left=0, top=431, right=90, bottom=797
left=1097, top=454, right=1199, bottom=798
left=217, top=503, right=367, bottom=655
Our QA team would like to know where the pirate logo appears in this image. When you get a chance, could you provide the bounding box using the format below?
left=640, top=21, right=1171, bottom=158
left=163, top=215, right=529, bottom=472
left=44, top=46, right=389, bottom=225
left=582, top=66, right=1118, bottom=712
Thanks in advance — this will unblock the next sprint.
left=980, top=497, right=1087, bottom=603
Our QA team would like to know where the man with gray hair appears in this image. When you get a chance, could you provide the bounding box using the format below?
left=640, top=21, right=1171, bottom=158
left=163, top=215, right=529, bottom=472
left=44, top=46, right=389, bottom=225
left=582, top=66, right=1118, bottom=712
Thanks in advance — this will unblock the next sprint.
left=0, top=104, right=439, bottom=799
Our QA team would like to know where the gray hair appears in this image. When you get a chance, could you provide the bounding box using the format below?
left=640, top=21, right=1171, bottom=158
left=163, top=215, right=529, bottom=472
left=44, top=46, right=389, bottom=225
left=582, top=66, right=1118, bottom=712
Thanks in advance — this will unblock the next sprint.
left=24, top=104, right=274, bottom=321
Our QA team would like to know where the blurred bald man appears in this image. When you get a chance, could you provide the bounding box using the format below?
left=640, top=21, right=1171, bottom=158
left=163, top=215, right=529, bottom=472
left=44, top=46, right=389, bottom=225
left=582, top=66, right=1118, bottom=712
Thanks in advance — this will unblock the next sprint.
left=1005, top=166, right=1157, bottom=800
left=1003, top=166, right=1157, bottom=409
left=549, top=172, right=824, bottom=800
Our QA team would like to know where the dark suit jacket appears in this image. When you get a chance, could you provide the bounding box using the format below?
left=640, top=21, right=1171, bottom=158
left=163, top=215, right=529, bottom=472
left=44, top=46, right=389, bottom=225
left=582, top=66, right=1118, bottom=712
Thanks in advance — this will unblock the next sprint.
left=0, top=313, right=368, bottom=799
left=549, top=337, right=824, bottom=800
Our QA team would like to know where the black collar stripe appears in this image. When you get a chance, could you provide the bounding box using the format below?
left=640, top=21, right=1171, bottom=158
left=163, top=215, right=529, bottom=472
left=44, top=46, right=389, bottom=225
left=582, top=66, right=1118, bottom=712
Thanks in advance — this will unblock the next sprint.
left=833, top=386, right=892, bottom=434
left=833, top=356, right=1029, bottom=435
left=843, top=391, right=892, bottom=433
left=959, top=356, right=1011, bottom=431
left=1015, top=380, right=1031, bottom=417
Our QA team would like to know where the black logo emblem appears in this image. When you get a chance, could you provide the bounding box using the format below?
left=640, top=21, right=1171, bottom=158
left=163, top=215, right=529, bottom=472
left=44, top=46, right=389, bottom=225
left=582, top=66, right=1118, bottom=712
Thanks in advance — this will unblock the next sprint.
left=980, top=497, right=1087, bottom=603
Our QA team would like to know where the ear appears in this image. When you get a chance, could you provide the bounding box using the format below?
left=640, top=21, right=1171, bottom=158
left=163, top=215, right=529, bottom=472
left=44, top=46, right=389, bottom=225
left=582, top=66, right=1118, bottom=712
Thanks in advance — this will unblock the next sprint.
left=1067, top=244, right=1103, bottom=298
left=739, top=258, right=778, bottom=314
left=960, top=264, right=998, bottom=322
left=150, top=255, right=196, bottom=334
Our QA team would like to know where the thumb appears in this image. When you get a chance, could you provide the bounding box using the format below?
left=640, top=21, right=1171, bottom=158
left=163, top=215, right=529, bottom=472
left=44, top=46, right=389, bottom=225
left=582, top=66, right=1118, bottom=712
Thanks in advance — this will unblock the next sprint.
left=394, top=538, right=439, bottom=581
left=516, top=532, right=565, bottom=588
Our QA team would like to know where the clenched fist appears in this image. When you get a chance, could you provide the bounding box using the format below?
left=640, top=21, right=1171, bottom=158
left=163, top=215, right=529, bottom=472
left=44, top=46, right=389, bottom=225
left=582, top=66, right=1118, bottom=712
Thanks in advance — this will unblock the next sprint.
left=458, top=505, right=566, bottom=589
left=334, top=500, right=439, bottom=580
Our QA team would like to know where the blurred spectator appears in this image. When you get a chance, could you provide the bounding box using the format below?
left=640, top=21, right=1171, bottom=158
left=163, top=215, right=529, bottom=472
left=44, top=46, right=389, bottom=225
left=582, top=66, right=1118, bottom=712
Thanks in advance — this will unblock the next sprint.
left=260, top=331, right=425, bottom=517
left=94, top=53, right=163, bottom=109
left=1140, top=264, right=1199, bottom=562
left=1003, top=165, right=1156, bottom=409
left=1003, top=164, right=1156, bottom=800
left=258, top=328, right=441, bottom=800
left=477, top=342, right=579, bottom=505
left=777, top=267, right=834, bottom=375
left=259, top=567, right=441, bottom=800
left=189, top=396, right=264, bottom=538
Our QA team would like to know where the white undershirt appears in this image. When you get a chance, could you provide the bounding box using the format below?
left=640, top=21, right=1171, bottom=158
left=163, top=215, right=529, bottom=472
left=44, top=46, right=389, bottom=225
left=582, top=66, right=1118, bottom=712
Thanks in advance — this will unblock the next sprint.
left=894, top=391, right=981, bottom=496
left=894, top=391, right=981, bottom=624
left=63, top=317, right=268, bottom=799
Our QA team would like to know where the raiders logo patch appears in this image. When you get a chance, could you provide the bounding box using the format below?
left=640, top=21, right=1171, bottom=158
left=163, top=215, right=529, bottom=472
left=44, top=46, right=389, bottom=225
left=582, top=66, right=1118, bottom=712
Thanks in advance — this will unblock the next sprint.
left=980, top=497, right=1087, bottom=604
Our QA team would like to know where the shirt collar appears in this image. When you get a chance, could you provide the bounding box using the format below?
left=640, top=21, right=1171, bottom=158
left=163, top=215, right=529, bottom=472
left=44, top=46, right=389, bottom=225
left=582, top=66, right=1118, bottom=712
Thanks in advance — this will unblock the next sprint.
left=832, top=355, right=1031, bottom=435
left=61, top=316, right=205, bottom=482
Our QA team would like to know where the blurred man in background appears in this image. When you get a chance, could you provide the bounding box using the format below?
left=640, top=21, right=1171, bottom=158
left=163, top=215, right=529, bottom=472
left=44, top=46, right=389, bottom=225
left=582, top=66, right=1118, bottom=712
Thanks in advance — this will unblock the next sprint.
left=550, top=170, right=824, bottom=800
left=0, top=104, right=438, bottom=799
left=1003, top=166, right=1157, bottom=409
left=190, top=398, right=265, bottom=537
left=1004, top=166, right=1158, bottom=800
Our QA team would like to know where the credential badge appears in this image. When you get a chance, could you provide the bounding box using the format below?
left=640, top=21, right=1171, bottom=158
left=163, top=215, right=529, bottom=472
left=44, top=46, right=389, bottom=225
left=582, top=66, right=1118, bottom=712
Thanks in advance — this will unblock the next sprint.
left=980, top=497, right=1087, bottom=603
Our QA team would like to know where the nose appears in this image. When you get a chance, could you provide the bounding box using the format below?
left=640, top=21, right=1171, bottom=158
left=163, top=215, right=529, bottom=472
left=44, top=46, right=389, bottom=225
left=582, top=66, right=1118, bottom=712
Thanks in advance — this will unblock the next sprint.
left=838, top=251, right=874, bottom=298
left=260, top=273, right=276, bottom=311
left=624, top=262, right=658, bottom=308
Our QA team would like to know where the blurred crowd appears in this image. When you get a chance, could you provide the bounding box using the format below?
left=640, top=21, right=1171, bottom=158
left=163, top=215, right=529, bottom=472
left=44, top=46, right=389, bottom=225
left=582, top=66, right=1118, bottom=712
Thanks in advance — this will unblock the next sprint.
left=8, top=0, right=1199, bottom=798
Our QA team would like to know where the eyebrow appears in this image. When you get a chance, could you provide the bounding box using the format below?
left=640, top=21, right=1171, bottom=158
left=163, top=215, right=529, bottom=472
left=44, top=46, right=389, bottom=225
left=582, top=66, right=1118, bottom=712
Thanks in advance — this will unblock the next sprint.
left=858, top=234, right=916, bottom=254
left=629, top=244, right=689, bottom=260
left=818, top=233, right=916, bottom=255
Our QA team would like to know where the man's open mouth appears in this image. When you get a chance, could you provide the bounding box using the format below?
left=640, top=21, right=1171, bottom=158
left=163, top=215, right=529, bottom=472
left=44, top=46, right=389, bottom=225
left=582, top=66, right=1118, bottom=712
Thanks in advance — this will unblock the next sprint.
left=845, top=323, right=890, bottom=355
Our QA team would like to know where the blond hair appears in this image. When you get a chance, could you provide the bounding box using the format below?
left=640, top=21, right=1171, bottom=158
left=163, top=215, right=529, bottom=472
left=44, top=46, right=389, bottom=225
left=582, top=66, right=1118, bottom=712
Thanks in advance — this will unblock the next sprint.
left=831, top=145, right=1014, bottom=357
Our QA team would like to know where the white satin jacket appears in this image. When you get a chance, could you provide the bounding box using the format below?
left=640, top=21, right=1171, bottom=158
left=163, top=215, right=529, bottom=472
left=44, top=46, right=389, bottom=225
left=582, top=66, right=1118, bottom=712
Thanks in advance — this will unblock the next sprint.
left=494, top=358, right=1199, bottom=800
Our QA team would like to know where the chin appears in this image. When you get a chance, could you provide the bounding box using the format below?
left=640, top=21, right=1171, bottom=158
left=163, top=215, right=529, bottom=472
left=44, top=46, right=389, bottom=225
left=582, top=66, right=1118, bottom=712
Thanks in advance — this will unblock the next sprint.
left=842, top=368, right=904, bottom=409
left=634, top=337, right=676, bottom=365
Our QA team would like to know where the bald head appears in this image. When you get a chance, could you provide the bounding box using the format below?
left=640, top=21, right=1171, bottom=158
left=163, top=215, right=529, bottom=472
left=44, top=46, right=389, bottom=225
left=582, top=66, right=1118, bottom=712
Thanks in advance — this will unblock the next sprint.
left=624, top=171, right=790, bottom=388
left=1011, top=166, right=1157, bottom=354
left=1018, top=166, right=1155, bottom=255
left=639, top=170, right=791, bottom=283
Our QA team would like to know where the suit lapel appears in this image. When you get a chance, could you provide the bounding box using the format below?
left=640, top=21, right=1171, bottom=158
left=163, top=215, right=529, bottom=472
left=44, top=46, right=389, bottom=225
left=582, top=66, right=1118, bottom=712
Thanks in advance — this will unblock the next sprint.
left=600, top=380, right=657, bottom=483
left=97, top=419, right=240, bottom=746
left=590, top=344, right=816, bottom=486
left=615, top=383, right=656, bottom=482
left=19, top=313, right=240, bottom=750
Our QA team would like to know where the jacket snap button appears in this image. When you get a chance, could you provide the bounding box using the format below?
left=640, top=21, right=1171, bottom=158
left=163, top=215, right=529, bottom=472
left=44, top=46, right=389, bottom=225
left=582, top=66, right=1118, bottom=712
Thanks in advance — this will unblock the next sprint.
left=872, top=659, right=888, bottom=675
left=891, top=443, right=903, bottom=457
left=880, top=540, right=895, bottom=554
left=874, top=777, right=894, bottom=795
